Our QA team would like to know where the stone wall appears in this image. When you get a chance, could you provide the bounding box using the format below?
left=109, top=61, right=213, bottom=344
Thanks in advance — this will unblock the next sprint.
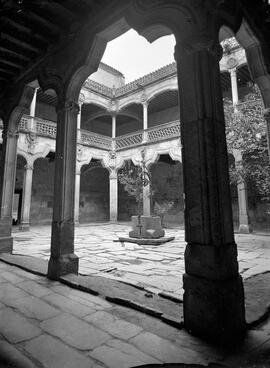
left=30, top=158, right=55, bottom=225
left=79, top=165, right=109, bottom=223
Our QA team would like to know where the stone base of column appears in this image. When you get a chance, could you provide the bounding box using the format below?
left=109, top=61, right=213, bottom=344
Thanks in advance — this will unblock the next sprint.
left=183, top=273, right=246, bottom=345
left=19, top=223, right=30, bottom=232
left=239, top=224, right=252, bottom=234
left=74, top=221, right=80, bottom=227
left=47, top=253, right=79, bottom=280
left=0, top=236, right=13, bottom=253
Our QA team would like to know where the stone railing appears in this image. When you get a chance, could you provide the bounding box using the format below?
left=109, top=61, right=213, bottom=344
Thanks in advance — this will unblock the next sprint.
left=147, top=120, right=180, bottom=143
left=80, top=130, right=112, bottom=151
left=19, top=115, right=57, bottom=138
left=116, top=131, right=143, bottom=150
left=16, top=116, right=180, bottom=151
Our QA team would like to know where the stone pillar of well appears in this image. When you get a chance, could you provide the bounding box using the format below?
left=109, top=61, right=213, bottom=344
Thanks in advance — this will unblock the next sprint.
left=175, top=38, right=246, bottom=343
left=109, top=169, right=118, bottom=222
left=233, top=149, right=252, bottom=233
left=19, top=163, right=34, bottom=231
left=47, top=100, right=79, bottom=279
left=74, top=167, right=81, bottom=227
left=143, top=181, right=151, bottom=216
left=0, top=128, right=19, bottom=252
left=142, top=101, right=148, bottom=143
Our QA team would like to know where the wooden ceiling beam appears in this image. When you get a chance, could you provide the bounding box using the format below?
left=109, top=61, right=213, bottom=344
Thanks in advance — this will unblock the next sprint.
left=0, top=46, right=31, bottom=63
left=27, top=10, right=64, bottom=36
left=4, top=17, right=49, bottom=44
left=0, top=59, right=23, bottom=70
left=2, top=33, right=41, bottom=54
left=0, top=67, right=15, bottom=76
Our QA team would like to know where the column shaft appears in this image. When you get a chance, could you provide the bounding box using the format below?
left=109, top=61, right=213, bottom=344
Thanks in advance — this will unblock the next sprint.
left=176, top=41, right=246, bottom=343
left=48, top=100, right=79, bottom=279
left=0, top=129, right=19, bottom=252
left=74, top=170, right=81, bottom=226
left=111, top=115, right=116, bottom=151
left=264, top=109, right=270, bottom=162
left=109, top=171, right=118, bottom=222
left=142, top=103, right=148, bottom=142
left=77, top=103, right=82, bottom=142
left=29, top=87, right=38, bottom=131
left=19, top=164, right=33, bottom=231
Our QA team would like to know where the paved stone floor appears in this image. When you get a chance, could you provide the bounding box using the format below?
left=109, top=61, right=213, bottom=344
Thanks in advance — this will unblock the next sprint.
left=2, top=260, right=270, bottom=367
left=12, top=223, right=270, bottom=300
left=0, top=223, right=268, bottom=367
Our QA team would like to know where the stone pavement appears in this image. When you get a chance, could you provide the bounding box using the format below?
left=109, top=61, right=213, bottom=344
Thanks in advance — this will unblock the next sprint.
left=12, top=223, right=270, bottom=300
left=2, top=261, right=270, bottom=367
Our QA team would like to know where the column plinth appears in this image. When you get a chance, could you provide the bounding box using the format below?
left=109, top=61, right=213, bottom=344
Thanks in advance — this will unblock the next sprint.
left=175, top=38, right=246, bottom=344
left=48, top=99, right=79, bottom=279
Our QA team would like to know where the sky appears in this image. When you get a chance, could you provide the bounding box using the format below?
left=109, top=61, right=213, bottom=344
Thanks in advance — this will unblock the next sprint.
left=102, top=29, right=176, bottom=83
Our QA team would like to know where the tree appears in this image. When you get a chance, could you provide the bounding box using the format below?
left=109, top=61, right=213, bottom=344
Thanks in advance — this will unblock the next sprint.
left=118, top=154, right=151, bottom=216
left=224, top=84, right=270, bottom=201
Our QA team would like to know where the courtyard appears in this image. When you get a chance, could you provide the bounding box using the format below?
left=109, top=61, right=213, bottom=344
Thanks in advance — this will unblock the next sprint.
left=12, top=223, right=270, bottom=300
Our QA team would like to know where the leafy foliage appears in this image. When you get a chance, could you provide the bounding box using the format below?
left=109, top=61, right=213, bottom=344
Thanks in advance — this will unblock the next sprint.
left=118, top=160, right=151, bottom=216
left=224, top=84, right=270, bottom=200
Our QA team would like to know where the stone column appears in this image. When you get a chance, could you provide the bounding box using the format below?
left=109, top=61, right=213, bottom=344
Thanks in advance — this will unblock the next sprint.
left=142, top=102, right=148, bottom=143
left=264, top=108, right=270, bottom=162
left=175, top=39, right=246, bottom=343
left=233, top=150, right=252, bottom=233
left=0, top=128, right=19, bottom=252
left=229, top=68, right=239, bottom=106
left=230, top=68, right=251, bottom=233
left=47, top=100, right=79, bottom=279
left=19, top=163, right=33, bottom=231
left=77, top=103, right=82, bottom=142
left=74, top=167, right=81, bottom=227
left=29, top=87, right=38, bottom=130
left=109, top=170, right=118, bottom=222
left=111, top=114, right=116, bottom=151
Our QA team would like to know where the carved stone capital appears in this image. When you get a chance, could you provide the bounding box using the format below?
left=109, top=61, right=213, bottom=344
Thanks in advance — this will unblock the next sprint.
left=108, top=99, right=119, bottom=115
left=24, top=164, right=33, bottom=171
left=109, top=170, right=118, bottom=180
left=2, top=128, right=19, bottom=139
left=57, top=100, right=80, bottom=114
left=175, top=37, right=223, bottom=61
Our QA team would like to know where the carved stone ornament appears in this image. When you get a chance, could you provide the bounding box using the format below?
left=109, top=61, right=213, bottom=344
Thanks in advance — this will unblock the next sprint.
left=24, top=164, right=33, bottom=171
left=140, top=92, right=148, bottom=105
left=108, top=99, right=119, bottom=114
left=109, top=170, right=118, bottom=180
left=79, top=92, right=85, bottom=105
left=58, top=100, right=80, bottom=114
left=2, top=128, right=19, bottom=139
left=26, top=132, right=37, bottom=154
left=108, top=151, right=117, bottom=168
left=77, top=144, right=84, bottom=161
left=227, top=57, right=238, bottom=69
left=176, top=36, right=223, bottom=61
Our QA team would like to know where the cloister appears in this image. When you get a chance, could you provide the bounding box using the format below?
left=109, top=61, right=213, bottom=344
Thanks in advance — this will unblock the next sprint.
left=0, top=0, right=270, bottom=352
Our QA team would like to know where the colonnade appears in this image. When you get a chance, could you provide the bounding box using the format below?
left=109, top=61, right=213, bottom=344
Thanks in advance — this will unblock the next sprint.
left=2, top=0, right=269, bottom=342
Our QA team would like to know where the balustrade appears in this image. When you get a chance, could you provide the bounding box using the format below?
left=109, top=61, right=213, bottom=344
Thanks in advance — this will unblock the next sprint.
left=4, top=116, right=181, bottom=151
